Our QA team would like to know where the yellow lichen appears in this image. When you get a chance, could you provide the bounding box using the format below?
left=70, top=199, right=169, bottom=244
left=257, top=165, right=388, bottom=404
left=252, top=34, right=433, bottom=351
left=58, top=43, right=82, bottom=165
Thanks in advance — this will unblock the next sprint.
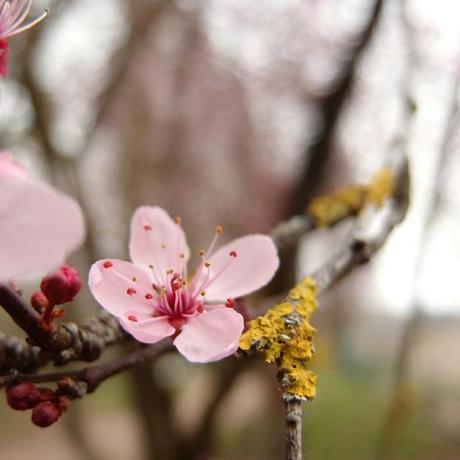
left=239, top=277, right=318, bottom=399
left=308, top=185, right=366, bottom=227
left=307, top=167, right=396, bottom=228
left=367, top=166, right=395, bottom=206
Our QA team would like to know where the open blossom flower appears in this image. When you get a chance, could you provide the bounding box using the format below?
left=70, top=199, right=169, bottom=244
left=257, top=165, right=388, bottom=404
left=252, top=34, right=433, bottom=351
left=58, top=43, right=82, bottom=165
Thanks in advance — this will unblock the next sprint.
left=0, top=152, right=85, bottom=281
left=89, top=207, right=279, bottom=363
left=0, top=1, right=48, bottom=77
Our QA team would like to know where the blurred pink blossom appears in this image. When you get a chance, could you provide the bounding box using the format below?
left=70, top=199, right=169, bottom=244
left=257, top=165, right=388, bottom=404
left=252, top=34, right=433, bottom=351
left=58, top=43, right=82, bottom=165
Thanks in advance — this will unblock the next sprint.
left=0, top=152, right=85, bottom=281
left=89, top=206, right=279, bottom=363
left=0, top=0, right=48, bottom=76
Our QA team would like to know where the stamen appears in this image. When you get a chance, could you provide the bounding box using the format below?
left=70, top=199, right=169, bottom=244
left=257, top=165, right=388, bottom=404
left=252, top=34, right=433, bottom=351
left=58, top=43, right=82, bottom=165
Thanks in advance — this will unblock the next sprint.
left=145, top=293, right=153, bottom=300
left=127, top=288, right=137, bottom=296
left=161, top=243, right=167, bottom=249
left=144, top=224, right=152, bottom=231
left=197, top=304, right=205, bottom=313
left=3, top=9, right=48, bottom=39
left=148, top=264, right=165, bottom=287
left=103, top=261, right=113, bottom=269
left=127, top=315, right=138, bottom=322
left=159, top=293, right=173, bottom=316
left=171, top=273, right=182, bottom=291
left=175, top=216, right=182, bottom=225
left=189, top=224, right=225, bottom=294
left=225, top=298, right=236, bottom=308
left=198, top=249, right=205, bottom=257
left=132, top=276, right=137, bottom=282
left=198, top=253, right=238, bottom=293
left=200, top=290, right=206, bottom=296
left=229, top=250, right=237, bottom=258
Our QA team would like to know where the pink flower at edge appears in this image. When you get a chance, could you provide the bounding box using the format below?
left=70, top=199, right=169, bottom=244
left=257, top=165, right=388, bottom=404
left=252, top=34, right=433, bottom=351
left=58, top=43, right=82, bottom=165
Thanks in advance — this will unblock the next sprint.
left=0, top=152, right=85, bottom=281
left=89, top=206, right=280, bottom=363
left=0, top=1, right=48, bottom=77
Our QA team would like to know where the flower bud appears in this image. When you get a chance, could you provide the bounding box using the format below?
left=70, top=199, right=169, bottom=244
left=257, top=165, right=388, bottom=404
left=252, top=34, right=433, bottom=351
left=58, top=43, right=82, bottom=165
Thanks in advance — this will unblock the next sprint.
left=40, top=265, right=82, bottom=305
left=7, top=383, right=41, bottom=411
left=30, top=291, right=49, bottom=312
left=0, top=39, right=9, bottom=78
left=31, top=401, right=61, bottom=428
left=38, top=388, right=56, bottom=402
left=56, top=395, right=71, bottom=412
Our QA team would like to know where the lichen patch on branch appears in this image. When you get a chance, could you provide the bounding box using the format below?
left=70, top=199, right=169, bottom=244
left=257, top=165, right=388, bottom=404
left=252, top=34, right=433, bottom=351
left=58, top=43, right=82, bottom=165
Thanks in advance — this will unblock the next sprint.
left=366, top=166, right=395, bottom=206
left=307, top=166, right=395, bottom=227
left=239, top=277, right=317, bottom=400
left=308, top=185, right=366, bottom=227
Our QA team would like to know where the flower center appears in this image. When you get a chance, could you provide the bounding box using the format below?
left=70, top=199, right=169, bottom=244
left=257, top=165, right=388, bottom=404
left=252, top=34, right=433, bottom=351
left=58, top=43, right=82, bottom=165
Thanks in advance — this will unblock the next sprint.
left=147, top=272, right=203, bottom=323
left=134, top=222, right=239, bottom=327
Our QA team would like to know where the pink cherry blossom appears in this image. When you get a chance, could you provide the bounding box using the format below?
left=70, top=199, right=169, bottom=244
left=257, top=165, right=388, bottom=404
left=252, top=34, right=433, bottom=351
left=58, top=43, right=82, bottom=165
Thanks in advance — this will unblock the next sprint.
left=0, top=1, right=48, bottom=77
left=89, top=206, right=279, bottom=363
left=0, top=152, right=85, bottom=281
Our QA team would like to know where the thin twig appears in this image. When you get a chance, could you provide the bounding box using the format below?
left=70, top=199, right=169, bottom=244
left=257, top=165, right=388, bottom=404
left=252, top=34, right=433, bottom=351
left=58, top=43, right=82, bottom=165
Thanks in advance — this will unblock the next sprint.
left=312, top=154, right=409, bottom=295
left=284, top=398, right=303, bottom=460
left=0, top=340, right=173, bottom=392
left=271, top=215, right=315, bottom=250
left=0, top=284, right=124, bottom=366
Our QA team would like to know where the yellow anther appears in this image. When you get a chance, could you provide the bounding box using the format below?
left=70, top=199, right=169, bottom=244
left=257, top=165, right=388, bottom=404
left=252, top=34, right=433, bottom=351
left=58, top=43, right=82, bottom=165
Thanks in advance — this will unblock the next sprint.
left=132, top=277, right=137, bottom=282
left=205, top=261, right=211, bottom=268
left=166, top=269, right=173, bottom=274
left=215, top=225, right=223, bottom=234
left=175, top=216, right=182, bottom=225
left=161, top=243, right=166, bottom=249
left=200, top=290, right=207, bottom=296
left=198, top=249, right=205, bottom=257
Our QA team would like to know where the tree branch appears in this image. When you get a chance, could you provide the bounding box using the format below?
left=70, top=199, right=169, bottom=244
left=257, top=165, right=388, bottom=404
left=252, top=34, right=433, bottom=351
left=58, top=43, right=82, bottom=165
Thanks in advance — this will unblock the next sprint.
left=312, top=155, right=409, bottom=295
left=0, top=339, right=173, bottom=392
left=284, top=398, right=303, bottom=460
left=280, top=153, right=409, bottom=460
left=290, top=0, right=384, bottom=215
left=0, top=333, right=43, bottom=373
left=0, top=285, right=124, bottom=366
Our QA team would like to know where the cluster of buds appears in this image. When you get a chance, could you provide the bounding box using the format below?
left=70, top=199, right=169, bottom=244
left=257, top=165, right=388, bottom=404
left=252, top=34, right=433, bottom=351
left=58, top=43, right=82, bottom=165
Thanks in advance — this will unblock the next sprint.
left=6, top=382, right=71, bottom=428
left=30, top=265, right=82, bottom=330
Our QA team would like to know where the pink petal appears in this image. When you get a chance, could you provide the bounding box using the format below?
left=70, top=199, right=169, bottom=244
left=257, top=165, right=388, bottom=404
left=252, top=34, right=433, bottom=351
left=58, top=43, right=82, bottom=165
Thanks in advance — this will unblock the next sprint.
left=120, top=315, right=175, bottom=344
left=0, top=152, right=27, bottom=178
left=0, top=175, right=85, bottom=281
left=200, top=234, right=279, bottom=301
left=129, top=206, right=190, bottom=283
left=173, top=308, right=244, bottom=363
left=88, top=259, right=154, bottom=317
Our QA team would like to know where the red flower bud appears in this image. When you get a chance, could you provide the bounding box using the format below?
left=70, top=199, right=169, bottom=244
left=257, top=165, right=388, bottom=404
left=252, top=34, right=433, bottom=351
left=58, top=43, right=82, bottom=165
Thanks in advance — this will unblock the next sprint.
left=7, top=383, right=42, bottom=411
left=56, top=395, right=71, bottom=412
left=40, top=265, right=82, bottom=306
left=31, top=401, right=61, bottom=428
left=30, top=291, right=49, bottom=312
left=38, top=388, right=56, bottom=402
left=0, top=39, right=9, bottom=78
